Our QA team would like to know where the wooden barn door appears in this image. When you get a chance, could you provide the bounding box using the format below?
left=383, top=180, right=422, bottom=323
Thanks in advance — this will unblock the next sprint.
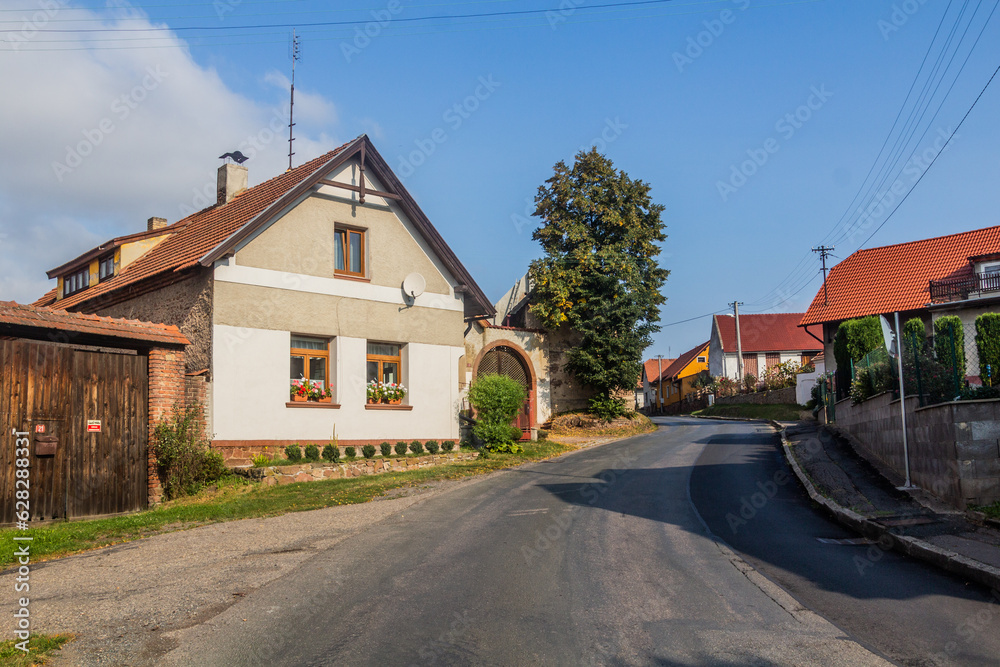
left=0, top=339, right=148, bottom=524
left=68, top=349, right=148, bottom=518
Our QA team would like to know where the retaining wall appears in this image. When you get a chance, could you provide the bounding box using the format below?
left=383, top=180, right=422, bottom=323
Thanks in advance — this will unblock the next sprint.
left=833, top=393, right=1000, bottom=508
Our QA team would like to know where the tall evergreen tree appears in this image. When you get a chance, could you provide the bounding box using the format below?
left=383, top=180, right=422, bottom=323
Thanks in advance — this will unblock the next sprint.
left=529, top=149, right=668, bottom=408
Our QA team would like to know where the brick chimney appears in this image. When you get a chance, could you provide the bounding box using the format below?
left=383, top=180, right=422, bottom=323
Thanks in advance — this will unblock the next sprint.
left=147, top=216, right=168, bottom=231
left=217, top=163, right=248, bottom=205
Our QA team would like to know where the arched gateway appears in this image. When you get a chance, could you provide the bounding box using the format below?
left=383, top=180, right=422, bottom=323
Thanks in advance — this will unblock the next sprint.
left=474, top=342, right=535, bottom=439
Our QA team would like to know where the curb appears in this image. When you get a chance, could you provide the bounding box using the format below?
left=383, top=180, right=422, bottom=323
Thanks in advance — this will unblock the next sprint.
left=771, top=420, right=1000, bottom=593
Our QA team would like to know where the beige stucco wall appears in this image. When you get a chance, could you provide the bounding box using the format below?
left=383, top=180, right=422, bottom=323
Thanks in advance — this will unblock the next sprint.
left=120, top=234, right=169, bottom=271
left=235, top=187, right=452, bottom=296
left=214, top=280, right=463, bottom=347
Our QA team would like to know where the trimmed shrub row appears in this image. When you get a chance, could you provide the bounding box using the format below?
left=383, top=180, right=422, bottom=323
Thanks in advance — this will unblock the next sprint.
left=279, top=440, right=459, bottom=463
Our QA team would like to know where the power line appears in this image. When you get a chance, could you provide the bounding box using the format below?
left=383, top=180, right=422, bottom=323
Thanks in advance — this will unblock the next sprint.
left=857, top=59, right=1000, bottom=249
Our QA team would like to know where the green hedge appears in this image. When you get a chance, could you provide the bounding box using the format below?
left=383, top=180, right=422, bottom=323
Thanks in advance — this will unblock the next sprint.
left=903, top=318, right=927, bottom=355
left=934, top=316, right=965, bottom=379
left=976, top=313, right=1000, bottom=383
left=834, top=316, right=884, bottom=371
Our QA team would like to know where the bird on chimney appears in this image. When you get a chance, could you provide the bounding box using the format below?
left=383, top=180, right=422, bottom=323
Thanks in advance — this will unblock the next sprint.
left=219, top=151, right=249, bottom=164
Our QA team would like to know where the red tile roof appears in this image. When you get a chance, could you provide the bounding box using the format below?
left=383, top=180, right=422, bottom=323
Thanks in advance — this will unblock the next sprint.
left=801, top=226, right=1000, bottom=326
left=642, top=358, right=676, bottom=384
left=34, top=142, right=355, bottom=310
left=661, top=342, right=709, bottom=381
left=714, top=313, right=821, bottom=353
left=0, top=301, right=189, bottom=347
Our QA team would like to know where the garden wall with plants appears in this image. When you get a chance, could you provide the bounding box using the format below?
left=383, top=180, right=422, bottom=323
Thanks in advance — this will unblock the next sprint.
left=833, top=392, right=1000, bottom=508
left=715, top=386, right=796, bottom=406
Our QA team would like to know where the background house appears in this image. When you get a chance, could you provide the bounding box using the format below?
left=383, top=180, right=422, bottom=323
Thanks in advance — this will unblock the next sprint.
left=657, top=342, right=710, bottom=413
left=710, top=313, right=821, bottom=382
left=33, top=135, right=494, bottom=462
left=799, top=225, right=1000, bottom=383
left=639, top=357, right=675, bottom=412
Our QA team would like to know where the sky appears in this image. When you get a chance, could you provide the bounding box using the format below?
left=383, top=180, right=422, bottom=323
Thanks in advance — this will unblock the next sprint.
left=1, top=0, right=999, bottom=359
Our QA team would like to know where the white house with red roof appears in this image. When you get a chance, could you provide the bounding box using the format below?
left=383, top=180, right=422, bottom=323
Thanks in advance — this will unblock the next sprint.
left=32, top=135, right=495, bottom=462
left=709, top=313, right=822, bottom=381
left=799, top=225, right=1000, bottom=375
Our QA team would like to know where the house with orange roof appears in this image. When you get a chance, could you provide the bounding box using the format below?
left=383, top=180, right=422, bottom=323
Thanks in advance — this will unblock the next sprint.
left=657, top=342, right=710, bottom=410
left=638, top=357, right=675, bottom=411
left=32, top=135, right=495, bottom=462
left=709, top=313, right=822, bottom=381
left=799, top=225, right=1000, bottom=376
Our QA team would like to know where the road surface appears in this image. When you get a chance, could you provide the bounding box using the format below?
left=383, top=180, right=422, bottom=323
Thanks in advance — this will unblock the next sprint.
left=159, top=417, right=999, bottom=665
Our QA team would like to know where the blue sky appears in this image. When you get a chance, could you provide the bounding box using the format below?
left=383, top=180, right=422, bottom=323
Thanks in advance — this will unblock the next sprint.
left=2, top=0, right=999, bottom=358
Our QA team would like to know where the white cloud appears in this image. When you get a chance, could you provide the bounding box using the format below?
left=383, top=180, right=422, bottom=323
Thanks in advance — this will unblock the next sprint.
left=0, top=1, right=342, bottom=303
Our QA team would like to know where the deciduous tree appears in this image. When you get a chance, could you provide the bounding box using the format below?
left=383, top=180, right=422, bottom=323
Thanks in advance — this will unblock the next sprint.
left=529, top=149, right=668, bottom=409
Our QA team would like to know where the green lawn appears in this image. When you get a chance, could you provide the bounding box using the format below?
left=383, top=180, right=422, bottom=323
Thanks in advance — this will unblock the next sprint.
left=690, top=403, right=804, bottom=422
left=0, top=441, right=572, bottom=568
left=0, top=634, right=72, bottom=666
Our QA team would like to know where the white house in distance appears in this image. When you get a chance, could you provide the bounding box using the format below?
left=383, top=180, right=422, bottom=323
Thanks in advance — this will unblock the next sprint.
left=709, top=313, right=822, bottom=380
left=33, top=135, right=495, bottom=462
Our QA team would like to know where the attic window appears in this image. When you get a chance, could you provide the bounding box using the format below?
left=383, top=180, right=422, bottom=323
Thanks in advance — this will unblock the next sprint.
left=697, top=356, right=706, bottom=364
left=335, top=226, right=365, bottom=278
left=64, top=268, right=89, bottom=296
left=98, top=254, right=115, bottom=282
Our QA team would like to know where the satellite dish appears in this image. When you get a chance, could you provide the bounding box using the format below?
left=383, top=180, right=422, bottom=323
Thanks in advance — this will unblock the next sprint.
left=402, top=272, right=426, bottom=299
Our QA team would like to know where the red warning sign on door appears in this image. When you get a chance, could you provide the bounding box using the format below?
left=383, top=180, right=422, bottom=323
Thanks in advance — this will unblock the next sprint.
left=86, top=420, right=102, bottom=433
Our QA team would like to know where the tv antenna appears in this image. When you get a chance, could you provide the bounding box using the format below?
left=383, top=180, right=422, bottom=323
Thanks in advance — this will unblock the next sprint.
left=287, top=30, right=301, bottom=172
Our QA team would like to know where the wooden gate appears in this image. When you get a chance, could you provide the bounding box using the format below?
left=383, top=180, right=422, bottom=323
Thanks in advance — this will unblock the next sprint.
left=478, top=345, right=533, bottom=439
left=1, top=339, right=148, bottom=524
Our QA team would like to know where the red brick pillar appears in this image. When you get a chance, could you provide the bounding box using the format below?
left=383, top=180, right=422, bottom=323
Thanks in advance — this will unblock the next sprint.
left=147, top=346, right=186, bottom=506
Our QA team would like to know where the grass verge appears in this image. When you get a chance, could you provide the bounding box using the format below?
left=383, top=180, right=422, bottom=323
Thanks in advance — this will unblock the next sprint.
left=0, top=440, right=572, bottom=569
left=690, top=403, right=804, bottom=422
left=0, top=634, right=72, bottom=666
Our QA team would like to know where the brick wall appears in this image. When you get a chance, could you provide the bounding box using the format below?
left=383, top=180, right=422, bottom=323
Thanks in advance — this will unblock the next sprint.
left=147, top=346, right=186, bottom=505
left=185, top=375, right=210, bottom=441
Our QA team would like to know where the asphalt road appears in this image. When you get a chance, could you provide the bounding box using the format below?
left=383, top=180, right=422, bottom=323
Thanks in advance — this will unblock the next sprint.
left=160, top=418, right=902, bottom=666
left=688, top=415, right=1000, bottom=666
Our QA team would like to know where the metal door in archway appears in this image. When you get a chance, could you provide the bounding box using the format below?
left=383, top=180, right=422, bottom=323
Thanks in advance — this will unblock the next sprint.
left=478, top=345, right=533, bottom=437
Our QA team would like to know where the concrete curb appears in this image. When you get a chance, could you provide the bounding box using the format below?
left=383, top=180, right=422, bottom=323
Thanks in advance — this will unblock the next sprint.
left=771, top=420, right=1000, bottom=593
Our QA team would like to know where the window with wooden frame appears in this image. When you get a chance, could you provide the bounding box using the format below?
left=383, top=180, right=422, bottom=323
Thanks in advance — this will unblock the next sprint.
left=367, top=342, right=401, bottom=385
left=290, top=336, right=331, bottom=397
left=98, top=254, right=115, bottom=282
left=64, top=268, right=89, bottom=296
left=334, top=226, right=365, bottom=277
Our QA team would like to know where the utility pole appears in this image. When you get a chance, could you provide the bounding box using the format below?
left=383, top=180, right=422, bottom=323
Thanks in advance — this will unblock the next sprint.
left=812, top=245, right=835, bottom=306
left=287, top=30, right=301, bottom=172
left=730, top=301, right=744, bottom=382
left=656, top=354, right=663, bottom=414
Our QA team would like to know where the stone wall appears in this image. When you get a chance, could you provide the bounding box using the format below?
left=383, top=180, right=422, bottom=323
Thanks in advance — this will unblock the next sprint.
left=715, top=386, right=797, bottom=406
left=233, top=452, right=479, bottom=486
left=95, top=269, right=213, bottom=374
left=833, top=393, right=1000, bottom=508
left=547, top=325, right=595, bottom=415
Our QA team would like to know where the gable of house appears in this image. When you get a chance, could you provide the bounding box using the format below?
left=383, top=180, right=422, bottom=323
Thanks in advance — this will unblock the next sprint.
left=34, top=135, right=493, bottom=321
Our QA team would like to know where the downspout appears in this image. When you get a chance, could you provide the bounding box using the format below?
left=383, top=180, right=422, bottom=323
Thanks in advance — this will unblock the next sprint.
left=802, top=323, right=825, bottom=347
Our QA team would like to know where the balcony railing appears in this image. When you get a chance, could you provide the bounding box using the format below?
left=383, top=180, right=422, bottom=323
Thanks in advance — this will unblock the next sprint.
left=929, top=272, right=1000, bottom=303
